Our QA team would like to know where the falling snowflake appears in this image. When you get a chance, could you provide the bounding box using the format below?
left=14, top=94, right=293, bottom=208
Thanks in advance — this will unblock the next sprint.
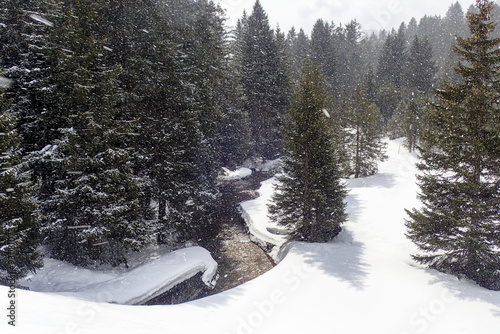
left=29, top=14, right=54, bottom=27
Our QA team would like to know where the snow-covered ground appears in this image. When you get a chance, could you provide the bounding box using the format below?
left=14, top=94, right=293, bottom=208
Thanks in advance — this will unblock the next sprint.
left=219, top=167, right=253, bottom=182
left=18, top=247, right=218, bottom=305
left=2, top=139, right=500, bottom=333
left=240, top=177, right=288, bottom=259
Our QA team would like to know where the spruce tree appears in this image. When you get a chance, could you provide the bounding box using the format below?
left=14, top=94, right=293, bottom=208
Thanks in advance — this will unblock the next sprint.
left=376, top=25, right=407, bottom=123
left=347, top=85, right=387, bottom=178
left=402, top=98, right=428, bottom=152
left=342, top=20, right=364, bottom=97
left=406, top=36, right=436, bottom=94
left=238, top=0, right=290, bottom=159
left=102, top=0, right=226, bottom=244
left=218, top=50, right=252, bottom=169
left=287, top=27, right=310, bottom=77
left=310, top=19, right=338, bottom=98
left=0, top=91, right=42, bottom=283
left=40, top=0, right=148, bottom=266
left=269, top=60, right=347, bottom=242
left=377, top=24, right=407, bottom=89
left=406, top=0, right=500, bottom=290
left=0, top=0, right=55, bottom=153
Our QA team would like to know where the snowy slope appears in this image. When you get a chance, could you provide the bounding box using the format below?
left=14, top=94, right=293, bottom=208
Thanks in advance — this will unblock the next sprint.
left=2, top=139, right=500, bottom=334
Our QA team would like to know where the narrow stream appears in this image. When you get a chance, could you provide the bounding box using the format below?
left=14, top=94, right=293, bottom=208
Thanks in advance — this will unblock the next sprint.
left=146, top=171, right=275, bottom=305
left=203, top=171, right=276, bottom=295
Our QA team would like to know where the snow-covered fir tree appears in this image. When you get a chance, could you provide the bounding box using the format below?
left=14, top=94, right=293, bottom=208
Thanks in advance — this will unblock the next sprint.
left=269, top=60, right=347, bottom=242
left=39, top=0, right=149, bottom=266
left=0, top=0, right=55, bottom=153
left=237, top=0, right=291, bottom=160
left=0, top=92, right=42, bottom=283
left=100, top=0, right=227, bottom=244
left=406, top=36, right=436, bottom=95
left=406, top=0, right=500, bottom=291
left=310, top=19, right=338, bottom=98
left=376, top=24, right=407, bottom=123
left=286, top=27, right=310, bottom=77
left=218, top=53, right=252, bottom=169
left=347, top=85, right=387, bottom=178
left=402, top=98, right=428, bottom=152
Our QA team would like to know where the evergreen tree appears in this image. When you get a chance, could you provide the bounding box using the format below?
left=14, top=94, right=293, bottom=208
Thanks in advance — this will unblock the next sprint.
left=387, top=99, right=407, bottom=140
left=174, top=0, right=226, bottom=242
left=444, top=2, right=468, bottom=43
left=218, top=53, right=252, bottom=169
left=0, top=91, right=42, bottom=283
left=275, top=26, right=293, bottom=104
left=376, top=81, right=400, bottom=124
left=40, top=0, right=148, bottom=266
left=310, top=19, right=338, bottom=98
left=406, top=0, right=500, bottom=291
left=376, top=25, right=407, bottom=123
left=377, top=24, right=407, bottom=89
left=342, top=20, right=364, bottom=97
left=269, top=60, right=347, bottom=242
left=347, top=86, right=387, bottom=178
left=238, top=0, right=290, bottom=159
left=406, top=17, right=418, bottom=43
left=402, top=98, right=428, bottom=152
left=287, top=27, right=310, bottom=77
left=0, top=0, right=55, bottom=153
left=103, top=0, right=226, bottom=244
left=362, top=65, right=378, bottom=104
left=406, top=36, right=436, bottom=94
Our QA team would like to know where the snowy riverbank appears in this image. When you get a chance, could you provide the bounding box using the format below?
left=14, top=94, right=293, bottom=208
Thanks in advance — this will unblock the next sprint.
left=2, top=139, right=500, bottom=334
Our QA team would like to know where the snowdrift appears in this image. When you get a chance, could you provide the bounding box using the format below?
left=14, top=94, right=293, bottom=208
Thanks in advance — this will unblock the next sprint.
left=19, top=246, right=217, bottom=305
left=239, top=177, right=288, bottom=260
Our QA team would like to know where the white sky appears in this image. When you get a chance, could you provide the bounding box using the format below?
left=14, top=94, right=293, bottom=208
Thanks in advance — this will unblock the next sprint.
left=216, top=0, right=477, bottom=34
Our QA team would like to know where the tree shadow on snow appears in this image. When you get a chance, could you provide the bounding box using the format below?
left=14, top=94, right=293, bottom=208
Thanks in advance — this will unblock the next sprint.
left=297, top=191, right=371, bottom=290
left=427, top=269, right=500, bottom=318
left=347, top=172, right=398, bottom=189
left=345, top=190, right=364, bottom=224
left=298, top=221, right=370, bottom=291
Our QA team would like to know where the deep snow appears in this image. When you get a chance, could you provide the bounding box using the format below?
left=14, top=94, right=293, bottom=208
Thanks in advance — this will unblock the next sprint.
left=240, top=176, right=288, bottom=259
left=2, top=139, right=500, bottom=334
left=18, top=247, right=218, bottom=305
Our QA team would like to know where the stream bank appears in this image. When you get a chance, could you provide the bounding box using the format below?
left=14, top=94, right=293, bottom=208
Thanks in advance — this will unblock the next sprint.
left=147, top=171, right=276, bottom=304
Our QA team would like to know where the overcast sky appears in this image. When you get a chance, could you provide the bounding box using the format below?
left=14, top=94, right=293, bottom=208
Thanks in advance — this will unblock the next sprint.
left=216, top=0, right=477, bottom=34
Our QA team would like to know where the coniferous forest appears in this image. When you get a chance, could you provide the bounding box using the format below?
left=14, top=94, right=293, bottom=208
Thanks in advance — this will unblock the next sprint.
left=0, top=0, right=499, bottom=292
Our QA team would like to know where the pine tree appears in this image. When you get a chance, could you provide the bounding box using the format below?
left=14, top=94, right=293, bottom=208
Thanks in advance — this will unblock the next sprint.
left=406, top=0, right=500, bottom=291
left=406, top=36, right=436, bottom=94
left=0, top=91, right=42, bottom=283
left=102, top=0, right=226, bottom=245
left=376, top=25, right=407, bottom=123
left=218, top=54, right=252, bottom=169
left=342, top=20, right=364, bottom=97
left=174, top=0, right=226, bottom=242
left=269, top=60, right=347, bottom=242
left=40, top=0, right=148, bottom=266
left=287, top=27, right=310, bottom=77
left=0, top=0, right=55, bottom=153
left=310, top=19, right=338, bottom=98
left=238, top=0, right=290, bottom=160
left=444, top=2, right=468, bottom=45
left=347, top=86, right=387, bottom=178
left=402, top=98, right=428, bottom=152
left=362, top=65, right=378, bottom=104
left=377, top=24, right=407, bottom=89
